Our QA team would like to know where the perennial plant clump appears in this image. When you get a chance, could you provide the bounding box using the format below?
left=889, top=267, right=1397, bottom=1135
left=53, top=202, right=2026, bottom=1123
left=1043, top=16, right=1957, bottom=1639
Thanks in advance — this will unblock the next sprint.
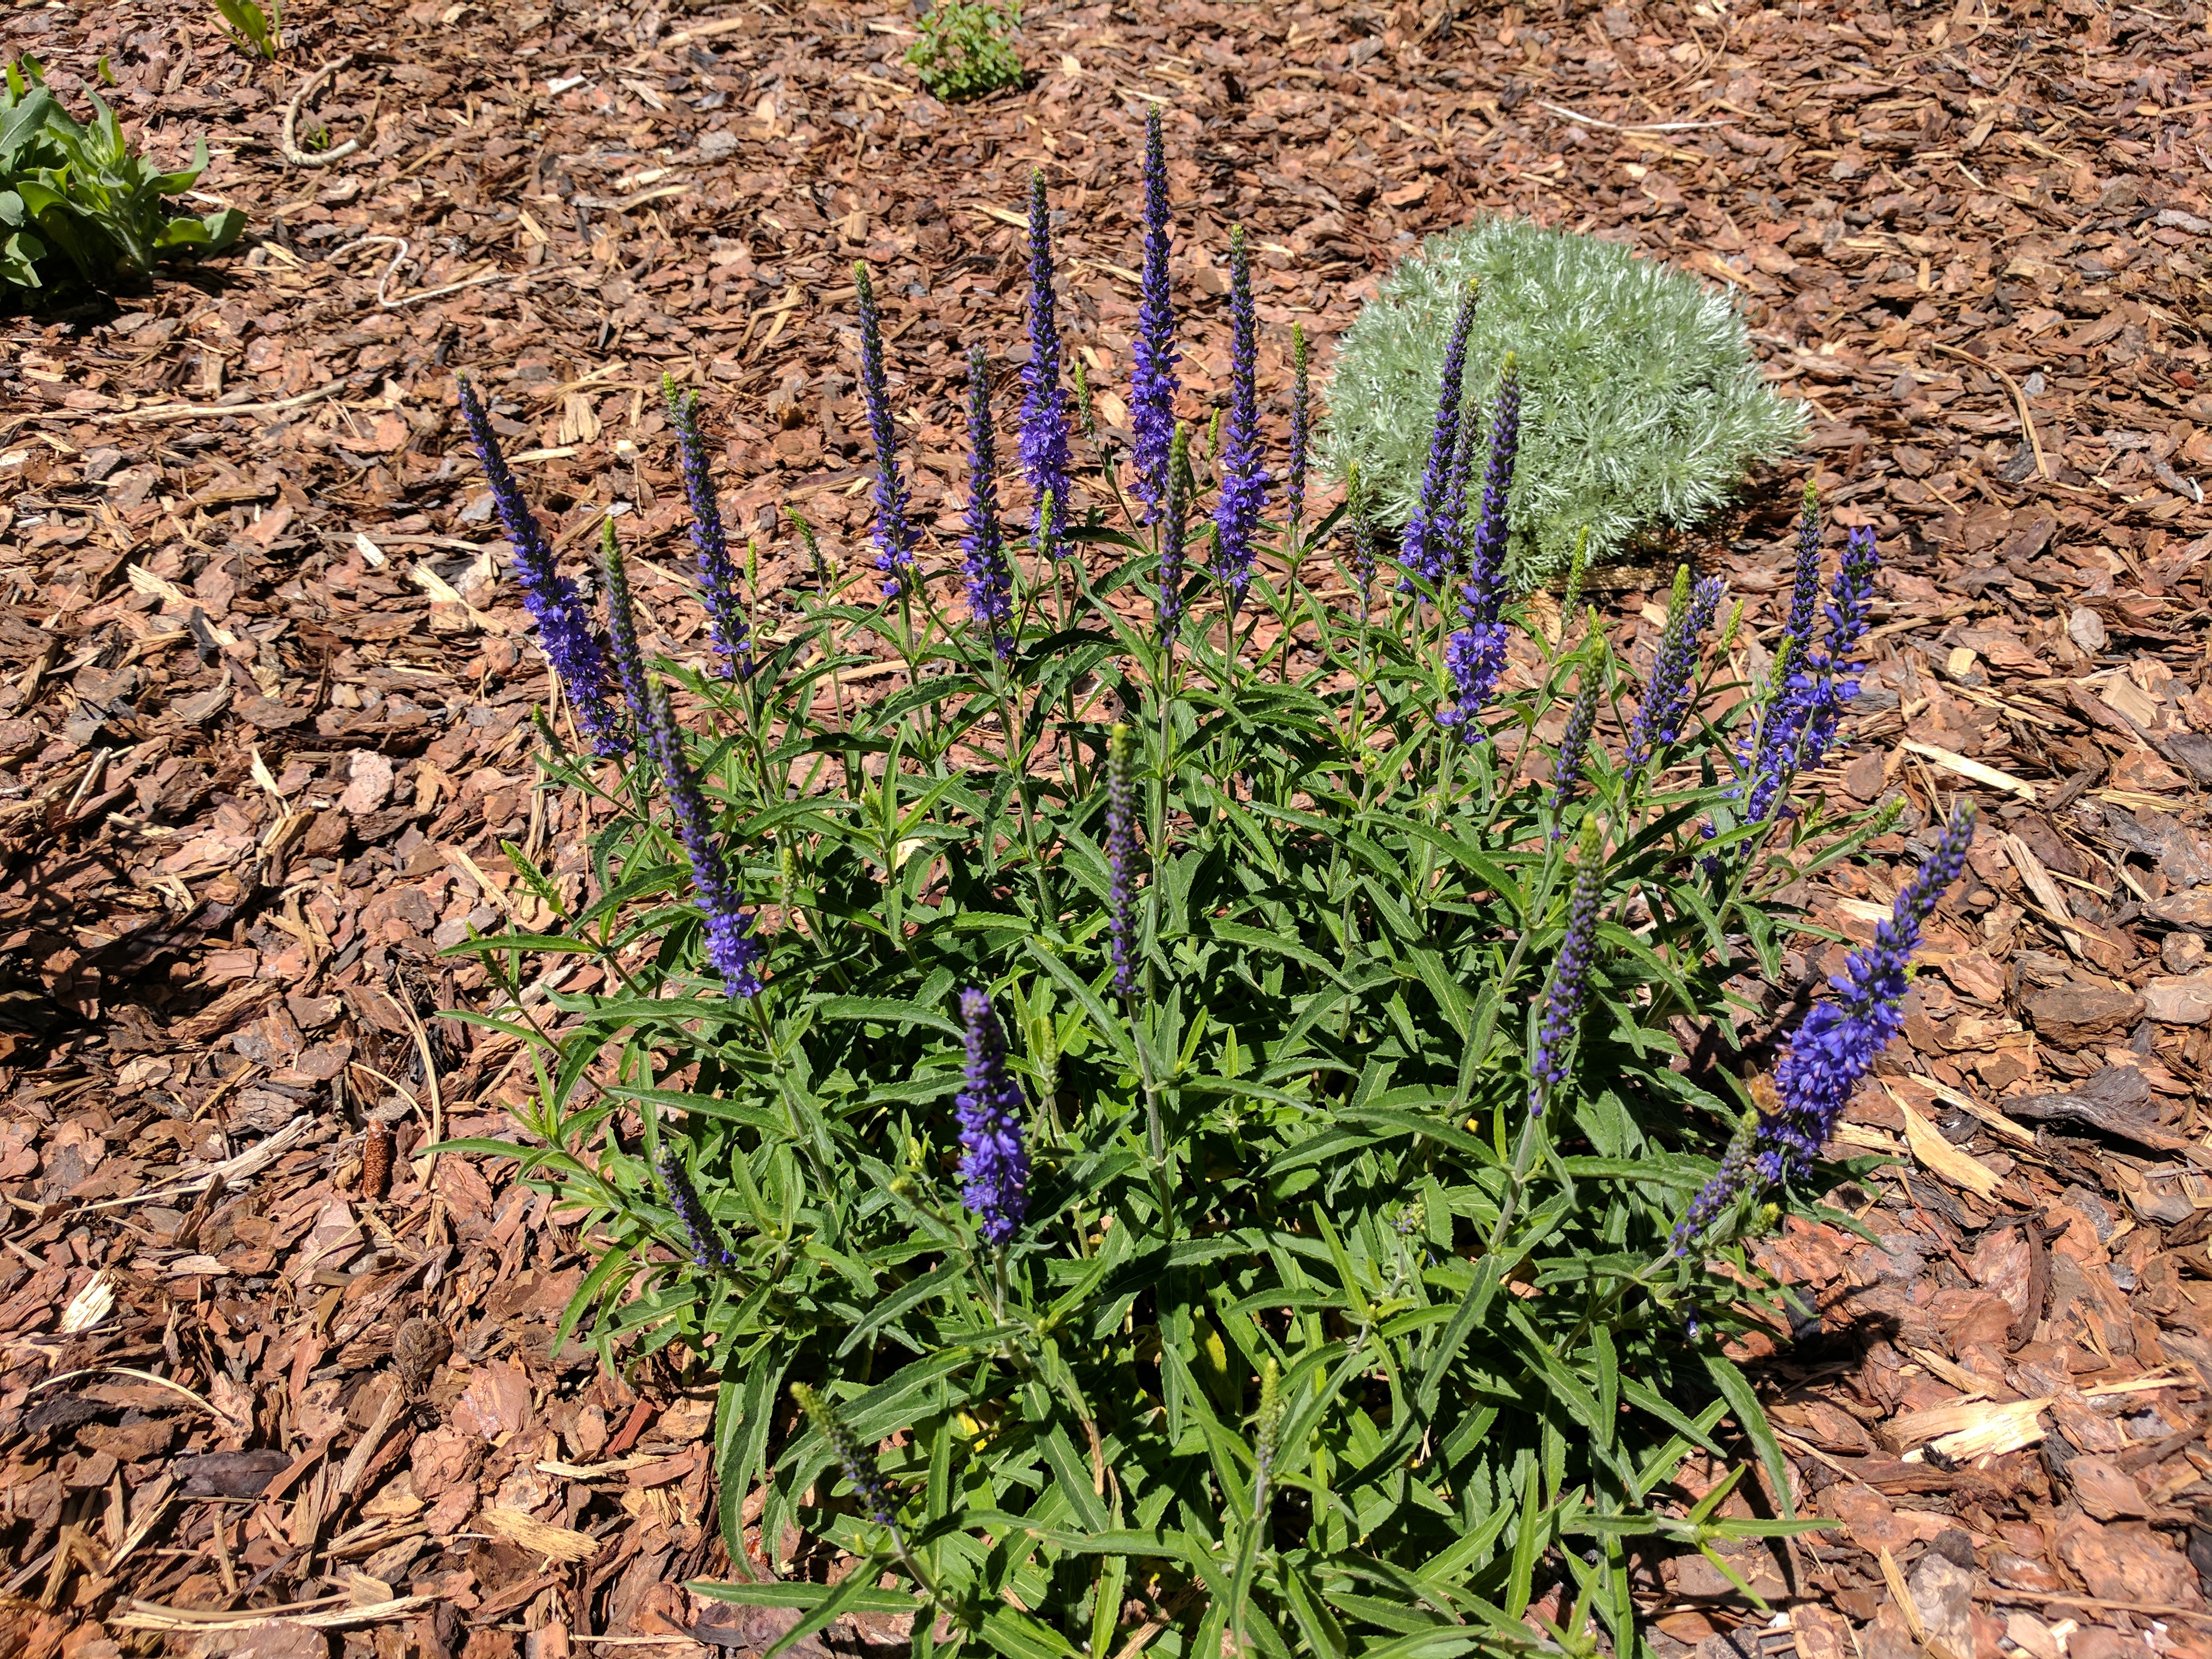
left=448, top=123, right=1967, bottom=1659
left=1, top=56, right=243, bottom=293
left=905, top=0, right=1025, bottom=103
left=1319, top=216, right=1808, bottom=584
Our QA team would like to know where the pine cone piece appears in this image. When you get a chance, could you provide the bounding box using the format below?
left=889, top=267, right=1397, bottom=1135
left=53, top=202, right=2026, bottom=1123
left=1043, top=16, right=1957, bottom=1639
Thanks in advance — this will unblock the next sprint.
left=392, top=1314, right=451, bottom=1399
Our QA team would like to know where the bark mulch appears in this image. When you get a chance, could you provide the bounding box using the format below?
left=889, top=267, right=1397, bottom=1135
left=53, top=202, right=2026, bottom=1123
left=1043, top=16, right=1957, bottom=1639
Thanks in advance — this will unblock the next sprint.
left=2, top=0, right=2211, bottom=1655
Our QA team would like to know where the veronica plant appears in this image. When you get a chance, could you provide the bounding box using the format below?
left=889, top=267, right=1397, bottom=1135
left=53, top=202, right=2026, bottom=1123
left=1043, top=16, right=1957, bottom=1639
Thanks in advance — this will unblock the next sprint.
left=443, top=127, right=1955, bottom=1659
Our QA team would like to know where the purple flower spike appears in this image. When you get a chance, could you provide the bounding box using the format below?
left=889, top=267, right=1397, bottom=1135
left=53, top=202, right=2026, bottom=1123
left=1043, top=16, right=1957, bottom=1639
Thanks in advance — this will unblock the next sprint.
left=1669, top=1134, right=1755, bottom=1256
left=1346, top=464, right=1378, bottom=618
left=659, top=1145, right=737, bottom=1270
left=640, top=679, right=762, bottom=999
left=1211, top=223, right=1269, bottom=615
left=1740, top=522, right=1879, bottom=823
left=1286, top=322, right=1310, bottom=538
left=961, top=346, right=1015, bottom=660
left=1546, top=677, right=1601, bottom=832
left=792, top=1384, right=897, bottom=1529
left=956, top=989, right=1031, bottom=1245
left=1436, top=361, right=1525, bottom=743
left=456, top=375, right=622, bottom=757
left=1158, top=424, right=1190, bottom=645
left=1530, top=828, right=1605, bottom=1112
left=1756, top=803, right=1976, bottom=1181
left=1107, top=725, right=1138, bottom=998
left=1466, top=356, right=1521, bottom=598
left=1022, top=172, right=1075, bottom=559
left=1781, top=482, right=1822, bottom=656
left=1131, top=105, right=1180, bottom=523
left=599, top=520, right=651, bottom=731
left=855, top=262, right=916, bottom=598
left=663, top=376, right=752, bottom=682
left=1398, top=280, right=1480, bottom=593
left=1623, top=569, right=1725, bottom=778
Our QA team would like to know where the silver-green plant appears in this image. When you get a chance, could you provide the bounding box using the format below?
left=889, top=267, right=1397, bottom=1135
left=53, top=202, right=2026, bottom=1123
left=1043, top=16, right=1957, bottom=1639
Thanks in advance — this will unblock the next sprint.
left=1319, top=217, right=1806, bottom=585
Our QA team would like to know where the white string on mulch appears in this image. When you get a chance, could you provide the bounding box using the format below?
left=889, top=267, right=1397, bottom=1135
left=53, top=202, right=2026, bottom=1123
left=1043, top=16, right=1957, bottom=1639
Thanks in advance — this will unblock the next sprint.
left=323, top=234, right=581, bottom=311
left=281, top=54, right=363, bottom=167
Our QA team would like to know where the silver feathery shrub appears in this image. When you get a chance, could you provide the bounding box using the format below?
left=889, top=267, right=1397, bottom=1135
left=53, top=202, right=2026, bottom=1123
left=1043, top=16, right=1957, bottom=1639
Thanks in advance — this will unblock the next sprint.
left=1319, top=216, right=1807, bottom=584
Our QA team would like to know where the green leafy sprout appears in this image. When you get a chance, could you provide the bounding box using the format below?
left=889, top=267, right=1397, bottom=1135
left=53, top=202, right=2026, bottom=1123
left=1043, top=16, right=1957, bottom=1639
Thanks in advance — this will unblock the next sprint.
left=906, top=0, right=1025, bottom=103
left=210, top=0, right=283, bottom=60
left=1319, top=216, right=1808, bottom=585
left=1, top=57, right=245, bottom=293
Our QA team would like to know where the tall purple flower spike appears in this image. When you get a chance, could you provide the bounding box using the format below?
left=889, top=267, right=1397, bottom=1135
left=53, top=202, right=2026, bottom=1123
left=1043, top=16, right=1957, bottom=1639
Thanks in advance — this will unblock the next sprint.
left=1761, top=803, right=1976, bottom=1178
left=1022, top=171, right=1075, bottom=558
left=599, top=520, right=652, bottom=732
left=955, top=988, right=1031, bottom=1244
left=1530, top=825, right=1604, bottom=1113
left=1211, top=223, right=1268, bottom=615
left=855, top=262, right=916, bottom=598
left=659, top=1145, right=737, bottom=1270
left=1107, top=725, right=1138, bottom=998
left=1158, top=425, right=1190, bottom=645
left=1436, top=360, right=1525, bottom=742
left=640, top=678, right=763, bottom=999
left=1673, top=804, right=1978, bottom=1251
left=1398, top=280, right=1480, bottom=593
left=663, top=375, right=752, bottom=682
left=456, top=375, right=622, bottom=756
left=1131, top=105, right=1180, bottom=525
left=1285, top=322, right=1310, bottom=539
left=1546, top=676, right=1601, bottom=832
left=961, top=345, right=1015, bottom=660
left=1741, top=520, right=1878, bottom=823
left=1623, top=569, right=1725, bottom=778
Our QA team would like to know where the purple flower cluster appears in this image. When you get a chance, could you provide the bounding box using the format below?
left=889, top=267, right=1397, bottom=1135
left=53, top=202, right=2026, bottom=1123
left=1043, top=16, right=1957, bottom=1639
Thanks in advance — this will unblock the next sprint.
left=792, top=1384, right=898, bottom=1529
left=1740, top=521, right=1879, bottom=823
left=1436, top=361, right=1524, bottom=743
left=955, top=989, right=1031, bottom=1244
left=664, top=378, right=752, bottom=681
left=1212, top=225, right=1269, bottom=615
left=855, top=262, right=917, bottom=597
left=1760, top=803, right=1975, bottom=1178
left=1023, top=172, right=1075, bottom=559
left=1531, top=832, right=1605, bottom=1112
left=640, top=678, right=763, bottom=999
left=1546, top=677, right=1601, bottom=832
left=1131, top=106, right=1180, bottom=524
left=1623, top=569, right=1726, bottom=778
left=961, top=346, right=1015, bottom=660
left=658, top=1144, right=737, bottom=1270
left=1286, top=322, right=1310, bottom=539
left=1107, top=725, right=1138, bottom=998
left=1158, top=424, right=1190, bottom=644
left=456, top=376, right=622, bottom=757
left=1398, top=280, right=1480, bottom=593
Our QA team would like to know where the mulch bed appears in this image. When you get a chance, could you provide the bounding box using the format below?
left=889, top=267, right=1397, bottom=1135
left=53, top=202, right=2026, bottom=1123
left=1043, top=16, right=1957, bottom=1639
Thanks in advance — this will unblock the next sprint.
left=2, top=0, right=2210, bottom=1655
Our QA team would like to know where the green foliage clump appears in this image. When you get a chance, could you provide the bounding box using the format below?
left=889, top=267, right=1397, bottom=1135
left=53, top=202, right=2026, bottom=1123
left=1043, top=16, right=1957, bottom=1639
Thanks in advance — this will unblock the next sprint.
left=1, top=57, right=244, bottom=294
left=447, top=354, right=1887, bottom=1650
left=1319, top=216, right=1806, bottom=585
left=906, top=0, right=1024, bottom=103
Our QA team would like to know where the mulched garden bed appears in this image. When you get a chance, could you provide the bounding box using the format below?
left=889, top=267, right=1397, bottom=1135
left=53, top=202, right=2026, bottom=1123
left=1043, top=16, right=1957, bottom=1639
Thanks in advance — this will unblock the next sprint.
left=2, top=0, right=2211, bottom=1654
